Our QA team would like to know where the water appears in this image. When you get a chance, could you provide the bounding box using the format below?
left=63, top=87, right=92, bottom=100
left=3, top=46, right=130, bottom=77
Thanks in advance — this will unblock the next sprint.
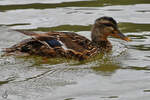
left=0, top=0, right=150, bottom=100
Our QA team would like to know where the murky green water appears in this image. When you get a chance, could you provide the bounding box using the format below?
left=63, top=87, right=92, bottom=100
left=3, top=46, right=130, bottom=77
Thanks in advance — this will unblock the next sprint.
left=0, top=0, right=150, bottom=100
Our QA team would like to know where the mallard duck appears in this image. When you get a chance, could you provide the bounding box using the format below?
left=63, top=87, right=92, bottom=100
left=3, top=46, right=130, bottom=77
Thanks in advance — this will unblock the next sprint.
left=4, top=16, right=131, bottom=60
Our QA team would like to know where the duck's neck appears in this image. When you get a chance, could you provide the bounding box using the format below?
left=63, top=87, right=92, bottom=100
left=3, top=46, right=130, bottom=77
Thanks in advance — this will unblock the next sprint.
left=91, top=25, right=112, bottom=51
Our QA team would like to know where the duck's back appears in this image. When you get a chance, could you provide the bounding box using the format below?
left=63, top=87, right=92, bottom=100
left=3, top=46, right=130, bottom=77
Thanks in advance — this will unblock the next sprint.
left=4, top=31, right=98, bottom=60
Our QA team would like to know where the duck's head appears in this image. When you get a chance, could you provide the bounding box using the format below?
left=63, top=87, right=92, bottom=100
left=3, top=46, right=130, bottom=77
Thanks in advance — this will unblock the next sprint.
left=91, top=16, right=131, bottom=42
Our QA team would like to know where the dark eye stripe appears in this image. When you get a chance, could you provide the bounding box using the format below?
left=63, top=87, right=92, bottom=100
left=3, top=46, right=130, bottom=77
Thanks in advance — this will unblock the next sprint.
left=112, top=31, right=115, bottom=34
left=103, top=23, right=118, bottom=30
left=103, top=23, right=113, bottom=27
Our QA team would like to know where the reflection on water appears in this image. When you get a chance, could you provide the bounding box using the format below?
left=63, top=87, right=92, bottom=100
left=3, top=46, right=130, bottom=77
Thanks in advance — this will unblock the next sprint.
left=0, top=0, right=150, bottom=100
left=0, top=0, right=150, bottom=11
left=1, top=4, right=150, bottom=30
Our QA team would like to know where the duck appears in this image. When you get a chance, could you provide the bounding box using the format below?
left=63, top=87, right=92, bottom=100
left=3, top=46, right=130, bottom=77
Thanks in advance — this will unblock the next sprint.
left=3, top=16, right=131, bottom=60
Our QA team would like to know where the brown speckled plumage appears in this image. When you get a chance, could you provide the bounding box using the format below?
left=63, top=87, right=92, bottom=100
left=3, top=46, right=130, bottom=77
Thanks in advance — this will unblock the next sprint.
left=4, top=16, right=131, bottom=60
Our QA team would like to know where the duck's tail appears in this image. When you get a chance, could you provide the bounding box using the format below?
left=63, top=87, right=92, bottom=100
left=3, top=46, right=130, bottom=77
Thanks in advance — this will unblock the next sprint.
left=15, top=30, right=39, bottom=37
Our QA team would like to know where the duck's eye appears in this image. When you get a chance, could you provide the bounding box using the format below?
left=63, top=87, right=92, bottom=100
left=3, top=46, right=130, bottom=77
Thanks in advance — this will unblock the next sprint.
left=111, top=31, right=115, bottom=34
left=103, top=23, right=113, bottom=27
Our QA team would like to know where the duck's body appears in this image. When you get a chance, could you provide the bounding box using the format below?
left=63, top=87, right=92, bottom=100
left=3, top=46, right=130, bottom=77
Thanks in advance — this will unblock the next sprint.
left=5, top=31, right=98, bottom=60
left=4, top=16, right=130, bottom=60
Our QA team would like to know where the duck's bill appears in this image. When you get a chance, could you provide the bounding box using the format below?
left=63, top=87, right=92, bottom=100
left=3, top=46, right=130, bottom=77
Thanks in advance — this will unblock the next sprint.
left=117, top=32, right=131, bottom=42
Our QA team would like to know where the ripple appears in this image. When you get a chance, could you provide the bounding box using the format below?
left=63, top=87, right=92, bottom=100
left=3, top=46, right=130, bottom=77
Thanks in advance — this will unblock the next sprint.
left=0, top=4, right=150, bottom=30
left=0, top=57, right=16, bottom=66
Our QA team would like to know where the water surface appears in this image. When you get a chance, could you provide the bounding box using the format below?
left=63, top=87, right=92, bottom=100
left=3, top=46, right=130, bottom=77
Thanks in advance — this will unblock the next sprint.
left=0, top=0, right=150, bottom=100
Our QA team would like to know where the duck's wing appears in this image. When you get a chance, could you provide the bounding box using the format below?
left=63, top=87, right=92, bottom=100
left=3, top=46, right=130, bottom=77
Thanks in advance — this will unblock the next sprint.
left=15, top=30, right=96, bottom=52
left=45, top=31, right=98, bottom=58
left=4, top=38, right=55, bottom=56
left=4, top=30, right=56, bottom=56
